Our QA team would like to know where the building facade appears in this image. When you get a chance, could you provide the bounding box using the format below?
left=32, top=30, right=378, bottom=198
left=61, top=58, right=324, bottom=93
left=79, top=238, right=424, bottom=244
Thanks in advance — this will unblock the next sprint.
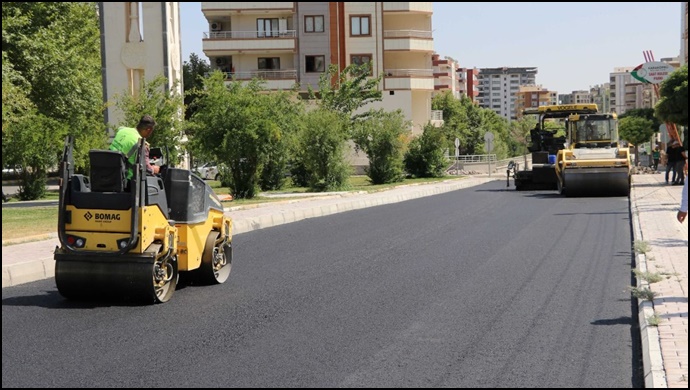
left=514, top=85, right=557, bottom=118
left=609, top=67, right=633, bottom=115
left=432, top=54, right=460, bottom=99
left=681, top=1, right=688, bottom=66
left=476, top=67, right=537, bottom=121
left=201, top=2, right=434, bottom=134
left=589, top=84, right=611, bottom=113
left=99, top=2, right=183, bottom=135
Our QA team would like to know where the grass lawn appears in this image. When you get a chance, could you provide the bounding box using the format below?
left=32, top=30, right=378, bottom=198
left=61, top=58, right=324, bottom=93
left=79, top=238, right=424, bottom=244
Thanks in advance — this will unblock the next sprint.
left=2, top=174, right=466, bottom=244
left=2, top=206, right=58, bottom=244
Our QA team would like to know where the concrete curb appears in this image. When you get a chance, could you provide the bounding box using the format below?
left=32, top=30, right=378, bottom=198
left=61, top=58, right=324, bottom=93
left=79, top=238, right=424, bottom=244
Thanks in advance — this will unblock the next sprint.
left=630, top=184, right=667, bottom=389
left=3, top=258, right=56, bottom=288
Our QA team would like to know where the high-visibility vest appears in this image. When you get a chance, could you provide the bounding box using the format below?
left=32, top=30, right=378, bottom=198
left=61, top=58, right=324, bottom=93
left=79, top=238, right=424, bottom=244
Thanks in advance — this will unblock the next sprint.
left=109, top=126, right=141, bottom=179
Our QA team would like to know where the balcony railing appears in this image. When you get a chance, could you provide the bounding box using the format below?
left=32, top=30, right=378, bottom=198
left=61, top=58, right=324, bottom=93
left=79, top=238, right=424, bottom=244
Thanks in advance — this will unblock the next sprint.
left=384, top=69, right=433, bottom=77
left=224, top=69, right=297, bottom=80
left=431, top=110, right=443, bottom=121
left=383, top=30, right=433, bottom=39
left=206, top=30, right=296, bottom=39
left=202, top=2, right=295, bottom=12
left=382, top=2, right=433, bottom=13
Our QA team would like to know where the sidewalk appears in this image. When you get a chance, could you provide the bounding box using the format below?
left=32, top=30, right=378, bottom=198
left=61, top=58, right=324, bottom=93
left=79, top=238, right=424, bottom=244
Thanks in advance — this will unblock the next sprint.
left=630, top=173, right=688, bottom=388
left=2, top=173, right=687, bottom=387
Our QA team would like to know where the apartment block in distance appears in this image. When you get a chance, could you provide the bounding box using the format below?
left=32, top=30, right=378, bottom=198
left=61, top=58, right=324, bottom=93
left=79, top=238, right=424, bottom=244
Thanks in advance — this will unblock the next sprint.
left=201, top=2, right=435, bottom=134
left=476, top=67, right=537, bottom=121
left=514, top=85, right=557, bottom=119
left=432, top=54, right=460, bottom=99
left=457, top=67, right=480, bottom=102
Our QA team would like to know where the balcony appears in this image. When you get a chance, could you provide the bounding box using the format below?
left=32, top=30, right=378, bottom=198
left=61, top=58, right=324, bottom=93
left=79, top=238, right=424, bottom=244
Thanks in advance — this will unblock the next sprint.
left=224, top=69, right=297, bottom=90
left=202, top=2, right=295, bottom=16
left=384, top=69, right=434, bottom=90
left=430, top=110, right=444, bottom=127
left=203, top=30, right=296, bottom=54
left=384, top=30, right=433, bottom=52
left=382, top=2, right=433, bottom=13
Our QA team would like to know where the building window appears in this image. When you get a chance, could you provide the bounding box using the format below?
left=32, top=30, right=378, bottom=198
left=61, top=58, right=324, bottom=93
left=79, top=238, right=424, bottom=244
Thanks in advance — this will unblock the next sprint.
left=350, top=54, right=372, bottom=75
left=257, top=18, right=279, bottom=38
left=305, top=55, right=325, bottom=73
left=305, top=15, right=324, bottom=33
left=258, top=57, right=280, bottom=70
left=350, top=15, right=371, bottom=36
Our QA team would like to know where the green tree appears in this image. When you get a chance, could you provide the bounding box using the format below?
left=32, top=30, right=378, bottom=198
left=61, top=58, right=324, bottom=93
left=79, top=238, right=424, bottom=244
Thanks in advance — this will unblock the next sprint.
left=432, top=93, right=510, bottom=157
left=113, top=75, right=185, bottom=166
left=619, top=108, right=662, bottom=148
left=298, top=109, right=352, bottom=191
left=619, top=116, right=654, bottom=163
left=655, top=64, right=688, bottom=128
left=507, top=116, right=537, bottom=156
left=2, top=2, right=106, bottom=199
left=311, top=63, right=383, bottom=121
left=2, top=54, right=33, bottom=170
left=432, top=92, right=467, bottom=152
left=259, top=91, right=304, bottom=191
left=655, top=64, right=688, bottom=150
left=190, top=72, right=302, bottom=198
left=182, top=53, right=211, bottom=121
left=404, top=123, right=448, bottom=178
left=352, top=109, right=410, bottom=184
left=479, top=109, right=511, bottom=160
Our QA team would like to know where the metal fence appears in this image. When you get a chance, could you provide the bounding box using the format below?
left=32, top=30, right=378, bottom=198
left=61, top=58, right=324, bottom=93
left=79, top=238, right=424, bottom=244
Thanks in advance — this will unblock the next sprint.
left=447, top=154, right=498, bottom=163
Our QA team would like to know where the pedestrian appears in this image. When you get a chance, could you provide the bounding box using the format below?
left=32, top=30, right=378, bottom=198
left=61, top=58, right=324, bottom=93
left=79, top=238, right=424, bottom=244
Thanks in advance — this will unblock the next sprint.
left=672, top=145, right=686, bottom=186
left=109, top=115, right=160, bottom=179
left=665, top=141, right=681, bottom=184
left=677, top=178, right=688, bottom=223
left=652, top=146, right=661, bottom=171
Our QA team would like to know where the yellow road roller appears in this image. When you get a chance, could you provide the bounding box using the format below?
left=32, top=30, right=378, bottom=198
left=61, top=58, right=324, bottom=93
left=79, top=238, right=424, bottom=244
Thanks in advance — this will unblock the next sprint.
left=555, top=106, right=631, bottom=196
left=54, top=137, right=233, bottom=304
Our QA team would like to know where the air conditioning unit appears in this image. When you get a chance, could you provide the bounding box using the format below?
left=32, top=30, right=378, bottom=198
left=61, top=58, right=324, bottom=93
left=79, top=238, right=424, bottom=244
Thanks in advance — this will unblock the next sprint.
left=211, top=22, right=222, bottom=31
left=215, top=58, right=228, bottom=66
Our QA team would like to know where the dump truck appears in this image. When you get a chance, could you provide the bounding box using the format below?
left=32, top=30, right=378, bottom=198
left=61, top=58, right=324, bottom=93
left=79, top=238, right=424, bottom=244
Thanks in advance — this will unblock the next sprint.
left=54, top=136, right=233, bottom=304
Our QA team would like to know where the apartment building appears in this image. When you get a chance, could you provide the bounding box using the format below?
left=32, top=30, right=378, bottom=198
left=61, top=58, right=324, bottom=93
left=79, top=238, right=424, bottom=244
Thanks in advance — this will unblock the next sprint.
left=589, top=84, right=611, bottom=113
left=432, top=54, right=460, bottom=99
left=609, top=67, right=633, bottom=115
left=200, top=2, right=434, bottom=134
left=681, top=1, right=688, bottom=66
left=514, top=85, right=557, bottom=119
left=476, top=67, right=537, bottom=121
left=99, top=2, right=183, bottom=136
left=459, top=67, right=480, bottom=103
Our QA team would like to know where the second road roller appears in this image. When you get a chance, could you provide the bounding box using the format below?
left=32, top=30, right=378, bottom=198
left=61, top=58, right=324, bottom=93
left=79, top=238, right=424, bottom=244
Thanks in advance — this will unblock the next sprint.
left=511, top=104, right=631, bottom=197
left=54, top=136, right=233, bottom=304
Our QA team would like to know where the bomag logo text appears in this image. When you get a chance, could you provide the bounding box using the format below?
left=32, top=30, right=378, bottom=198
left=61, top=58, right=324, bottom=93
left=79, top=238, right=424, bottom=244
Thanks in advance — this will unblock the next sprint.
left=95, top=213, right=121, bottom=221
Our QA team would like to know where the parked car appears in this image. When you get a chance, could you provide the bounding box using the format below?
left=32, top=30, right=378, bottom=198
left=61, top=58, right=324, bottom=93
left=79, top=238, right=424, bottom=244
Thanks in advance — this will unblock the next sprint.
left=2, top=165, right=23, bottom=180
left=194, top=162, right=220, bottom=181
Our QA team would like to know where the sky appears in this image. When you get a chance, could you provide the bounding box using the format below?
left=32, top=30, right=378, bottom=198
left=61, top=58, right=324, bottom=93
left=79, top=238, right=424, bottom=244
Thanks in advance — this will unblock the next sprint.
left=179, top=2, right=683, bottom=94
